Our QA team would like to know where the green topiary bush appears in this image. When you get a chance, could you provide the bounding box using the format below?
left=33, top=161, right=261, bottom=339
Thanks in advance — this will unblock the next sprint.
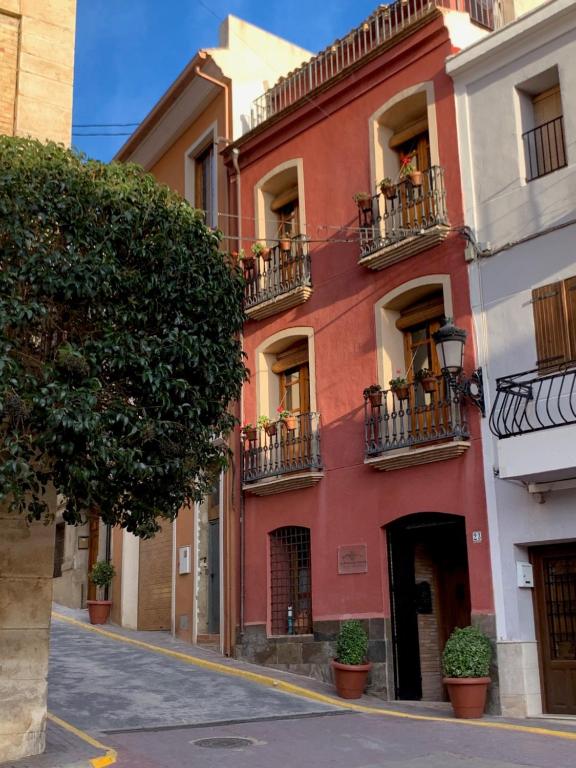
left=89, top=560, right=115, bottom=590
left=442, top=626, right=492, bottom=678
left=335, top=620, right=369, bottom=665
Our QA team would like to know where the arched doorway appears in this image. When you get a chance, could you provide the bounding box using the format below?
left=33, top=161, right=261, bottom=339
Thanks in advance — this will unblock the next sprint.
left=386, top=513, right=471, bottom=701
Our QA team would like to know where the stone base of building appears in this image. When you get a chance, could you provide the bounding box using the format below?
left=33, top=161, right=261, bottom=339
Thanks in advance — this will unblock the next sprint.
left=236, top=618, right=389, bottom=696
left=496, top=640, right=542, bottom=717
left=471, top=612, right=501, bottom=715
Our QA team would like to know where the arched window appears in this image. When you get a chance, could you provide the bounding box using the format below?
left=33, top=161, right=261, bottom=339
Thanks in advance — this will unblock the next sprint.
left=270, top=526, right=312, bottom=635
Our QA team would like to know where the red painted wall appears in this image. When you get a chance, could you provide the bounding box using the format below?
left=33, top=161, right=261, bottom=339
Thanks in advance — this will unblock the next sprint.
left=233, top=16, right=493, bottom=630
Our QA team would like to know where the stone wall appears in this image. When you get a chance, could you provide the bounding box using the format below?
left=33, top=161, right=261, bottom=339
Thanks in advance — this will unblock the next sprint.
left=0, top=507, right=55, bottom=762
left=236, top=618, right=389, bottom=695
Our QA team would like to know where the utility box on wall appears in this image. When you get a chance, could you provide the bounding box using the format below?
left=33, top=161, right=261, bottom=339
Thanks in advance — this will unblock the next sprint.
left=517, top=561, right=534, bottom=588
left=178, top=545, right=191, bottom=575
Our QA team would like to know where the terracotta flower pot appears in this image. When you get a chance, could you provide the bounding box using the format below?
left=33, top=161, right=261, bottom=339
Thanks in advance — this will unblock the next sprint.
left=282, top=415, right=297, bottom=431
left=261, top=247, right=272, bottom=262
left=443, top=677, right=491, bottom=719
left=279, top=239, right=291, bottom=252
left=392, top=385, right=409, bottom=401
left=243, top=427, right=257, bottom=442
left=87, top=600, right=112, bottom=625
left=419, top=377, right=437, bottom=394
left=380, top=184, right=397, bottom=200
left=354, top=195, right=372, bottom=209
left=408, top=170, right=423, bottom=187
left=332, top=660, right=372, bottom=699
left=264, top=423, right=277, bottom=437
left=368, top=391, right=383, bottom=408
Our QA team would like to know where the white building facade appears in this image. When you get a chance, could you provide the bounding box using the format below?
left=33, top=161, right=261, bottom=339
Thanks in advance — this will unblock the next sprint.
left=447, top=0, right=576, bottom=717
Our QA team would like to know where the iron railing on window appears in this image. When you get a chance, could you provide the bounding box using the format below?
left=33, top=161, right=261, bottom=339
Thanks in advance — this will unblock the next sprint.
left=244, top=235, right=311, bottom=310
left=270, top=526, right=312, bottom=636
left=251, top=0, right=498, bottom=128
left=523, top=116, right=567, bottom=182
left=489, top=364, right=576, bottom=439
left=242, top=412, right=322, bottom=483
left=358, top=166, right=448, bottom=259
left=364, top=378, right=468, bottom=456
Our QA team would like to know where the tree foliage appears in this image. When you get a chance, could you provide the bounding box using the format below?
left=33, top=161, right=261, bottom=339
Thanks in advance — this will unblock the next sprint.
left=0, top=137, right=246, bottom=537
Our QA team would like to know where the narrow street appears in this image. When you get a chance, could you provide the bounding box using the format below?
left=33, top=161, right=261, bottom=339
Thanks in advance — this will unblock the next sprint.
left=39, top=610, right=576, bottom=768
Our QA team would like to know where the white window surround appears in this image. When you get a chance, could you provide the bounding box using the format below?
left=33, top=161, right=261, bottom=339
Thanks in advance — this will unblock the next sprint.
left=254, top=158, right=307, bottom=242
left=254, top=326, right=317, bottom=419
left=369, top=82, right=439, bottom=188
left=374, top=275, right=453, bottom=388
left=184, top=122, right=218, bottom=229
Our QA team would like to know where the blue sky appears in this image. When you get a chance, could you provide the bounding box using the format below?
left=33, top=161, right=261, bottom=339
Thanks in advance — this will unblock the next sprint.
left=72, top=0, right=380, bottom=162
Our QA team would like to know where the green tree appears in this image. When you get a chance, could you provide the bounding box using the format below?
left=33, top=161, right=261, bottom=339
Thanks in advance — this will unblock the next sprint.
left=0, top=137, right=246, bottom=537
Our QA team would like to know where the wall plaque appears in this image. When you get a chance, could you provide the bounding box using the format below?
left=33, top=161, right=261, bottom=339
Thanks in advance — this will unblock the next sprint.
left=338, top=544, right=368, bottom=574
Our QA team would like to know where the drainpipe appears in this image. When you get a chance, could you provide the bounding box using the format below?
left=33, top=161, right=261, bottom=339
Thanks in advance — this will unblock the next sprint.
left=194, top=56, right=231, bottom=142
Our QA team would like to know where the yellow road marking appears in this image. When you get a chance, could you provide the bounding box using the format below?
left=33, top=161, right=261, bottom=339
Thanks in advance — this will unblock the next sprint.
left=47, top=712, right=117, bottom=767
left=52, top=611, right=576, bottom=742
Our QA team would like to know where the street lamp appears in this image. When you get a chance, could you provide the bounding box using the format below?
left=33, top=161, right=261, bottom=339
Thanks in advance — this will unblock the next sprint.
left=432, top=320, right=485, bottom=416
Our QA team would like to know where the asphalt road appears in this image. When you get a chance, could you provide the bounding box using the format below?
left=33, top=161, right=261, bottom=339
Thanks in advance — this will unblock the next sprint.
left=45, top=614, right=576, bottom=768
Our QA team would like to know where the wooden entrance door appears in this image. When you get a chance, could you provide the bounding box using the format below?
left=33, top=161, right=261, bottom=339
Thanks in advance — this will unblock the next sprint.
left=533, top=545, right=576, bottom=714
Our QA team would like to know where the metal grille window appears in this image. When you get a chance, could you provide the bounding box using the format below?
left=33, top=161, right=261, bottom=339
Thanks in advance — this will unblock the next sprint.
left=544, top=557, right=576, bottom=661
left=270, top=526, right=312, bottom=635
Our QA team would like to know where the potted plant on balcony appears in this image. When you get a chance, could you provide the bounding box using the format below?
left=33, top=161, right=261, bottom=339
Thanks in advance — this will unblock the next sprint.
left=277, top=408, right=297, bottom=431
left=389, top=372, right=409, bottom=402
left=378, top=177, right=397, bottom=200
left=257, top=415, right=277, bottom=437
left=279, top=236, right=292, bottom=253
left=332, top=619, right=372, bottom=699
left=364, top=384, right=383, bottom=408
left=87, top=560, right=115, bottom=625
left=415, top=367, right=437, bottom=394
left=242, top=422, right=258, bottom=442
left=442, top=626, right=492, bottom=719
left=399, top=154, right=422, bottom=187
left=353, top=191, right=373, bottom=210
left=252, top=241, right=271, bottom=262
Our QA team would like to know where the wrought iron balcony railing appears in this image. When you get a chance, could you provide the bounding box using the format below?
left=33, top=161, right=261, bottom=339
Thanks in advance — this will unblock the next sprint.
left=364, top=378, right=468, bottom=456
left=489, top=365, right=576, bottom=439
left=242, top=412, right=322, bottom=483
left=244, top=235, right=311, bottom=310
left=251, top=0, right=497, bottom=128
left=523, top=116, right=567, bottom=182
left=358, top=166, right=448, bottom=259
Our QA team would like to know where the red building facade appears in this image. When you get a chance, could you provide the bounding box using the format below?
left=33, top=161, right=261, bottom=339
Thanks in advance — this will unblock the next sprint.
left=226, top=2, right=495, bottom=703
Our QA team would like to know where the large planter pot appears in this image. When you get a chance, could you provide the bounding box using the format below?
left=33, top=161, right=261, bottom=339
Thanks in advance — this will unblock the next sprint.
left=443, top=677, right=491, bottom=719
left=87, top=600, right=112, bottom=625
left=332, top=661, right=372, bottom=699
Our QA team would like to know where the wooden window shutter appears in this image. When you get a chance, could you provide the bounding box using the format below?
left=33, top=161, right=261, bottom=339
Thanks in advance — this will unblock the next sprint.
left=532, top=282, right=569, bottom=371
left=564, top=276, right=576, bottom=363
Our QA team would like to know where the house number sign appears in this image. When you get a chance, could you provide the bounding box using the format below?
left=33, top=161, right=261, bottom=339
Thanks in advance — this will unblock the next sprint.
left=338, top=544, right=368, bottom=574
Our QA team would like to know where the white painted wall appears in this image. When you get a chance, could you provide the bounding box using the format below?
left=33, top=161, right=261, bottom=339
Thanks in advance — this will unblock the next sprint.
left=121, top=531, right=140, bottom=630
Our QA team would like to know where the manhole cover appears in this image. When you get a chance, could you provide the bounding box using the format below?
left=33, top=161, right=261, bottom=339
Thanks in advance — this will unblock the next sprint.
left=193, top=737, right=253, bottom=749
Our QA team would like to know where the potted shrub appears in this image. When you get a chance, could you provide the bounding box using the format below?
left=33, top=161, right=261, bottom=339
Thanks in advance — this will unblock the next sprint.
left=277, top=408, right=297, bottom=431
left=399, top=154, right=422, bottom=187
left=257, top=414, right=277, bottom=437
left=252, top=241, right=271, bottom=262
left=378, top=177, right=397, bottom=200
left=242, top=422, right=258, bottom=442
left=442, top=626, right=492, bottom=719
left=415, top=367, right=437, bottom=394
left=352, top=191, right=372, bottom=210
left=87, top=560, right=115, bottom=625
left=363, top=384, right=383, bottom=408
left=389, top=372, right=409, bottom=402
left=332, top=619, right=372, bottom=699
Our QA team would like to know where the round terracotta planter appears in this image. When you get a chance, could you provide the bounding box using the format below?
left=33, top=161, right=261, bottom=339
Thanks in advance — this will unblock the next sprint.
left=418, top=377, right=437, bottom=394
left=87, top=600, right=112, bottom=625
left=264, top=423, right=277, bottom=437
left=443, top=676, right=491, bottom=719
left=282, top=416, right=297, bottom=431
left=279, top=239, right=291, bottom=252
left=332, top=661, right=372, bottom=699
left=243, top=428, right=258, bottom=442
left=392, top=385, right=409, bottom=402
left=380, top=184, right=397, bottom=200
left=408, top=170, right=423, bottom=187
left=368, top=391, right=383, bottom=408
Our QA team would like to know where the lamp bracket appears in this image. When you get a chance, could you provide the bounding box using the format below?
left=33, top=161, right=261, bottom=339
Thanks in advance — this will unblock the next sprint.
left=447, top=367, right=485, bottom=417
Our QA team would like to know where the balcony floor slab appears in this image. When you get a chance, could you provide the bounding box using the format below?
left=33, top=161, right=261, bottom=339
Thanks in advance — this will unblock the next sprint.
left=365, top=440, right=470, bottom=471
left=359, top=225, right=450, bottom=271
left=245, top=285, right=313, bottom=321
left=243, top=470, right=324, bottom=496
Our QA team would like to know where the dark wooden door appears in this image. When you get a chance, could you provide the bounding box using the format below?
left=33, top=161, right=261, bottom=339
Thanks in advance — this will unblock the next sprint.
left=87, top=515, right=99, bottom=601
left=533, top=545, right=576, bottom=714
left=208, top=519, right=220, bottom=635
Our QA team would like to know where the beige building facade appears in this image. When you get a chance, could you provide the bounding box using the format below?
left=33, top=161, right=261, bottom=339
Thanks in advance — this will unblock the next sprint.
left=0, top=1, right=76, bottom=762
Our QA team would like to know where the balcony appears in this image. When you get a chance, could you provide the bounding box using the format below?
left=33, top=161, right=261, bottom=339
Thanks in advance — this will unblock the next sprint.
left=251, top=1, right=497, bottom=129
left=244, top=236, right=312, bottom=321
left=357, top=167, right=449, bottom=270
left=242, top=412, right=323, bottom=495
left=364, top=379, right=470, bottom=471
left=490, top=365, right=576, bottom=482
left=523, top=116, right=567, bottom=182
